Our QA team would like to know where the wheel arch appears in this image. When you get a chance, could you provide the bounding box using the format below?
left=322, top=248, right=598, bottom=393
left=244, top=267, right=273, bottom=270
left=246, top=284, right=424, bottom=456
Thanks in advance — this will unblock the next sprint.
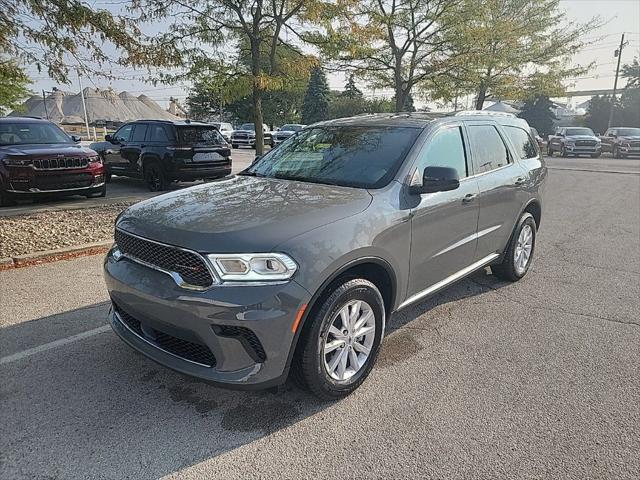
left=283, top=256, right=398, bottom=378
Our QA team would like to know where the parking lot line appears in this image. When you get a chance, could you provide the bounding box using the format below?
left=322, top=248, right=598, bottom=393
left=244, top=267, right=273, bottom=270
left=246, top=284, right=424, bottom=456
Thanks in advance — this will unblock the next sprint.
left=0, top=325, right=111, bottom=366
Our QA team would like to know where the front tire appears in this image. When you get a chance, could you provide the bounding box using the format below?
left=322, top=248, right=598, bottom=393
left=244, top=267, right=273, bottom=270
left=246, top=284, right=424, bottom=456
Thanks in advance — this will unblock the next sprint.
left=492, top=212, right=537, bottom=282
left=560, top=145, right=568, bottom=157
left=294, top=278, right=385, bottom=400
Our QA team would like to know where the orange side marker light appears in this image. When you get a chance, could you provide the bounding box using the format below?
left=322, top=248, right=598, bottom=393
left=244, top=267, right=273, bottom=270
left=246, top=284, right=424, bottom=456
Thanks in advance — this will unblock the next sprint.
left=291, top=304, right=307, bottom=333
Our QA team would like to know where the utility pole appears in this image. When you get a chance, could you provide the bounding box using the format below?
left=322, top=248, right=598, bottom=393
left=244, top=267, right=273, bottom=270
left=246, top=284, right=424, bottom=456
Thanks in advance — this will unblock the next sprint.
left=77, top=72, right=91, bottom=140
left=42, top=90, right=49, bottom=120
left=607, top=33, right=628, bottom=129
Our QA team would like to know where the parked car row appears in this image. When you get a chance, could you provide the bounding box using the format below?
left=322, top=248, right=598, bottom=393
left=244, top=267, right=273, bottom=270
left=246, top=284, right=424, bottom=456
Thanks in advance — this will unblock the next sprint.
left=547, top=126, right=640, bottom=158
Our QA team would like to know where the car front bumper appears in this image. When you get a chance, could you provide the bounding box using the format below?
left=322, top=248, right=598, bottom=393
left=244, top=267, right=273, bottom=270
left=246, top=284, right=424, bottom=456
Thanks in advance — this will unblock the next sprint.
left=104, top=247, right=311, bottom=388
left=565, top=145, right=601, bottom=154
left=620, top=145, right=640, bottom=155
left=231, top=137, right=256, bottom=146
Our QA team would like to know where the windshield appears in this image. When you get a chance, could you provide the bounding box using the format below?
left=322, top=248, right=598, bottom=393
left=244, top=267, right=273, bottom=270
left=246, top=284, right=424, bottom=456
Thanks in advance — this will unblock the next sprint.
left=616, top=128, right=640, bottom=136
left=243, top=126, right=421, bottom=189
left=0, top=122, right=72, bottom=146
left=239, top=123, right=256, bottom=131
left=281, top=124, right=303, bottom=132
left=565, top=128, right=594, bottom=136
left=177, top=126, right=225, bottom=145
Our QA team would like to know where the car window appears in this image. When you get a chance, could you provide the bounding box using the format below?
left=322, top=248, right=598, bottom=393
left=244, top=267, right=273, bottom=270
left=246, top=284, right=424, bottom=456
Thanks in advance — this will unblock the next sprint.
left=467, top=124, right=510, bottom=174
left=245, top=126, right=421, bottom=189
left=505, top=126, right=538, bottom=159
left=114, top=124, right=133, bottom=143
left=177, top=126, right=225, bottom=145
left=416, top=126, right=468, bottom=180
left=149, top=125, right=169, bottom=142
left=0, top=122, right=72, bottom=145
left=131, top=124, right=148, bottom=142
left=565, top=127, right=594, bottom=136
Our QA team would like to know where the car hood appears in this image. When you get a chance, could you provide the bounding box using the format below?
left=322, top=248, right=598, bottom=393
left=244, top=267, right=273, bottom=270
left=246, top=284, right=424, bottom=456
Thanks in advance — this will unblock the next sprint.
left=116, top=175, right=373, bottom=253
left=566, top=135, right=598, bottom=141
left=619, top=135, right=640, bottom=141
left=0, top=143, right=96, bottom=157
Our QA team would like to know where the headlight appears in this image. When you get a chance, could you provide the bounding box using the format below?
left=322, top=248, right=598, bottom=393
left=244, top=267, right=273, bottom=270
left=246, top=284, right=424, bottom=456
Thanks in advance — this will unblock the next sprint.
left=88, top=155, right=102, bottom=164
left=207, top=253, right=297, bottom=282
left=2, top=157, right=31, bottom=166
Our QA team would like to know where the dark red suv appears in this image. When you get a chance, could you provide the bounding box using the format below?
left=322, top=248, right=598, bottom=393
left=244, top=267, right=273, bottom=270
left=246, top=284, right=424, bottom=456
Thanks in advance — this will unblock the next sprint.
left=0, top=117, right=106, bottom=206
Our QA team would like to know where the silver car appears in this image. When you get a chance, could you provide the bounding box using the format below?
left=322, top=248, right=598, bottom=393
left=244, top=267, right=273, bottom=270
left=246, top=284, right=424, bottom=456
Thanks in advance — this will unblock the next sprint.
left=105, top=112, right=546, bottom=399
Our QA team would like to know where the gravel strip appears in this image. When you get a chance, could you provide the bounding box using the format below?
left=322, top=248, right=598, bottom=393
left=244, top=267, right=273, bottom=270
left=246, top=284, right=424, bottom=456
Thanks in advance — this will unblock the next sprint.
left=0, top=203, right=132, bottom=258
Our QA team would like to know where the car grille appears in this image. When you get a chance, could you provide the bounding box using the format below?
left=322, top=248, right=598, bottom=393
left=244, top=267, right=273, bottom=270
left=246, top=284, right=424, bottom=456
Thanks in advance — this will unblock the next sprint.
left=215, top=325, right=266, bottom=362
left=114, top=229, right=215, bottom=289
left=33, top=157, right=89, bottom=169
left=232, top=133, right=249, bottom=139
left=115, top=304, right=217, bottom=367
left=575, top=140, right=596, bottom=146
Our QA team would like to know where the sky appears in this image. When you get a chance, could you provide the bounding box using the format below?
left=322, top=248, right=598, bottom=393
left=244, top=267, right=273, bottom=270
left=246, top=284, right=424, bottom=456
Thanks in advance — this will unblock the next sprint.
left=26, top=0, right=640, bottom=111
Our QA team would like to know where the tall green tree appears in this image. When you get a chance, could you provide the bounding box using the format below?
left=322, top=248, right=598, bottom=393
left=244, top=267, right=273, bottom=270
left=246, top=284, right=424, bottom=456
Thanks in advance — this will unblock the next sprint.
left=341, top=74, right=363, bottom=99
left=433, top=0, right=599, bottom=109
left=584, top=95, right=613, bottom=134
left=621, top=58, right=640, bottom=88
left=310, top=0, right=463, bottom=112
left=302, top=66, right=330, bottom=124
left=128, top=0, right=322, bottom=154
left=518, top=95, right=556, bottom=137
left=0, top=59, right=31, bottom=115
left=2, top=0, right=139, bottom=82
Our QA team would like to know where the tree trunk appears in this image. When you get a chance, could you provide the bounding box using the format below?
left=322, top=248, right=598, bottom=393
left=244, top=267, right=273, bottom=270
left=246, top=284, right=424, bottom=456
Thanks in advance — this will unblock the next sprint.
left=475, top=78, right=489, bottom=110
left=250, top=39, right=265, bottom=155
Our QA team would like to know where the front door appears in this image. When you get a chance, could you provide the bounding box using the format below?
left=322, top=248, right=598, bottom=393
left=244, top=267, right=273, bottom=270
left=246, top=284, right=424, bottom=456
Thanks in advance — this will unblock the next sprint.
left=407, top=124, right=480, bottom=301
left=120, top=123, right=148, bottom=174
left=104, top=123, right=134, bottom=172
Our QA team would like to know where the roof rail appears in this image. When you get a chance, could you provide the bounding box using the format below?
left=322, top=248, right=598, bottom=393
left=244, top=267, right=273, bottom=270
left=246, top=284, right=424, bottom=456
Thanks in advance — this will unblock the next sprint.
left=454, top=110, right=516, bottom=118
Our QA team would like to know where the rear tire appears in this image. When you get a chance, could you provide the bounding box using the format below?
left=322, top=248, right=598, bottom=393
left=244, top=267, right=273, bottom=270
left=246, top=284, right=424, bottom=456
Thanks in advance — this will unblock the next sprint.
left=293, top=278, right=385, bottom=400
left=144, top=161, right=169, bottom=192
left=492, top=212, right=537, bottom=282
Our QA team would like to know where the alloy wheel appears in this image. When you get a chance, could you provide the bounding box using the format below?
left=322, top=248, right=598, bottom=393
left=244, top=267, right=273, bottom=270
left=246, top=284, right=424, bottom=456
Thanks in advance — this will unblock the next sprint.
left=514, top=224, right=533, bottom=275
left=323, top=300, right=376, bottom=382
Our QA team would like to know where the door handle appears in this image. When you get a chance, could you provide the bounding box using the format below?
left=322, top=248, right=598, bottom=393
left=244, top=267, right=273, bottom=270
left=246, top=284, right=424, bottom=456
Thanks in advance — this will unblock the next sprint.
left=515, top=177, right=525, bottom=186
left=462, top=193, right=477, bottom=203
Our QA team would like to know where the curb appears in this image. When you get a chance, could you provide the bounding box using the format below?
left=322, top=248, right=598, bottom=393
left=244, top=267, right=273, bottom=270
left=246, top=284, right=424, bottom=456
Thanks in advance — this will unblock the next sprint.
left=1, top=240, right=113, bottom=270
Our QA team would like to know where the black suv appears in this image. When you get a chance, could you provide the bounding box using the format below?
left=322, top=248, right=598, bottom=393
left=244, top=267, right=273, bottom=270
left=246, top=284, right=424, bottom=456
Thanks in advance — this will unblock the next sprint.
left=90, top=120, right=232, bottom=191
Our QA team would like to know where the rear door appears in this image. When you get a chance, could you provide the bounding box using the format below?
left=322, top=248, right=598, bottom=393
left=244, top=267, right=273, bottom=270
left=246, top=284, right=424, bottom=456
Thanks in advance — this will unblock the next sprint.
left=120, top=123, right=148, bottom=173
left=407, top=123, right=480, bottom=299
left=465, top=121, right=529, bottom=260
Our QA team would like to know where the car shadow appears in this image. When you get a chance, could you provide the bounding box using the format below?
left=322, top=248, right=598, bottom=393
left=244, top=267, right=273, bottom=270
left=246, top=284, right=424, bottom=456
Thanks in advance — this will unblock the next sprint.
left=0, top=268, right=508, bottom=479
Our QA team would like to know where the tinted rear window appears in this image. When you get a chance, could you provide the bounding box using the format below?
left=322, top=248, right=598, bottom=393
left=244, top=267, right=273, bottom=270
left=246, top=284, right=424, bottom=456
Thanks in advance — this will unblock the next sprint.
left=467, top=125, right=510, bottom=173
left=505, top=126, right=538, bottom=159
left=177, top=127, right=225, bottom=145
left=132, top=125, right=148, bottom=142
left=245, top=126, right=421, bottom=189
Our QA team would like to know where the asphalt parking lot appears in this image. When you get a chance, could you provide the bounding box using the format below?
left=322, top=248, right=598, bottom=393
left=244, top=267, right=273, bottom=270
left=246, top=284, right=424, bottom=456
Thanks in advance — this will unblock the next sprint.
left=1, top=156, right=639, bottom=479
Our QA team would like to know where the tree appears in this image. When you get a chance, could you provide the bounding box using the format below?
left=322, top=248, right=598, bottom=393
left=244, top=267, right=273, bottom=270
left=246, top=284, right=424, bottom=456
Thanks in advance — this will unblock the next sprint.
left=302, top=66, right=330, bottom=124
left=0, top=59, right=31, bottom=115
left=128, top=0, right=320, bottom=155
left=621, top=58, right=640, bottom=88
left=310, top=0, right=464, bottom=112
left=187, top=78, right=225, bottom=121
left=518, top=95, right=557, bottom=137
left=2, top=0, right=138, bottom=83
left=434, top=0, right=599, bottom=109
left=341, top=75, right=363, bottom=98
left=328, top=93, right=395, bottom=119
left=584, top=95, right=613, bottom=134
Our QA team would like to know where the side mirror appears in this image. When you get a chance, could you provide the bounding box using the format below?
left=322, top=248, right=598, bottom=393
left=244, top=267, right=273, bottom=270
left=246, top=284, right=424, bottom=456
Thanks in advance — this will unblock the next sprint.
left=105, top=134, right=114, bottom=143
left=71, top=135, right=82, bottom=142
left=410, top=166, right=460, bottom=194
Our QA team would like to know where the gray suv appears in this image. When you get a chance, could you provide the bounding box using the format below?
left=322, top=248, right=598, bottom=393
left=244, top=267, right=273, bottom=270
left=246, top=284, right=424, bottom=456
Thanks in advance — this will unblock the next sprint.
left=105, top=112, right=546, bottom=399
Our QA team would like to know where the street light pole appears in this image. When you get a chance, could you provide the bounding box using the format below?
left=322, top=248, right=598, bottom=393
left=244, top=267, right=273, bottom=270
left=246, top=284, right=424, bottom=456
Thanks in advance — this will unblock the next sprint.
left=77, top=72, right=91, bottom=140
left=607, top=33, right=628, bottom=129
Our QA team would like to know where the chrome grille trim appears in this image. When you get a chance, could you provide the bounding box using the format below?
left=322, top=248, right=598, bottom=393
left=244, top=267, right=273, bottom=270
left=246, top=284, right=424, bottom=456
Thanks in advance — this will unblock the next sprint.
left=32, top=157, right=89, bottom=170
left=113, top=228, right=218, bottom=290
